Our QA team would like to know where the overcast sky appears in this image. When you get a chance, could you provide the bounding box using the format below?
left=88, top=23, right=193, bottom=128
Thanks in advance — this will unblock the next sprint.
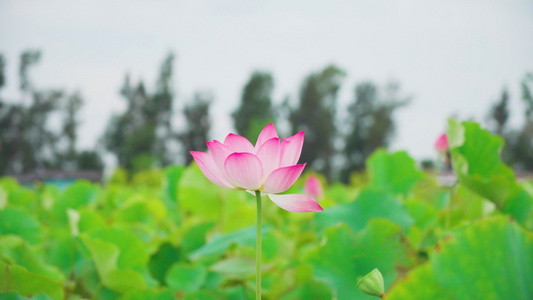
left=1, top=0, right=533, bottom=165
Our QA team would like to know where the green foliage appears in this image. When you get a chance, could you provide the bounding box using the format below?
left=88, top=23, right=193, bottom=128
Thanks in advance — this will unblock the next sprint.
left=0, top=208, right=40, bottom=244
left=165, top=263, right=207, bottom=292
left=80, top=233, right=147, bottom=293
left=316, top=189, right=414, bottom=233
left=189, top=226, right=270, bottom=261
left=307, top=220, right=412, bottom=300
left=0, top=261, right=63, bottom=300
left=1, top=119, right=532, bottom=299
left=387, top=217, right=533, bottom=300
left=367, top=150, right=422, bottom=197
left=280, top=280, right=333, bottom=299
left=447, top=120, right=533, bottom=223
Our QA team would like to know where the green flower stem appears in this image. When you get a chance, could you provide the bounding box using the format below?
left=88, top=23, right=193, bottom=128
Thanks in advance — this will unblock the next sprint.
left=255, top=190, right=262, bottom=300
left=446, top=181, right=459, bottom=229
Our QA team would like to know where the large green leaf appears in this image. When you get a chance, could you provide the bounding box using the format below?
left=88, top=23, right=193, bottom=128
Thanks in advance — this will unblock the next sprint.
left=387, top=216, right=533, bottom=299
left=0, top=261, right=63, bottom=300
left=307, top=219, right=412, bottom=300
left=114, top=196, right=167, bottom=228
left=279, top=280, right=333, bottom=300
left=118, top=289, right=174, bottom=300
left=210, top=257, right=255, bottom=280
left=384, top=264, right=444, bottom=299
left=80, top=234, right=146, bottom=293
left=447, top=120, right=533, bottom=222
left=47, top=235, right=81, bottom=276
left=220, top=190, right=256, bottom=233
left=165, top=263, right=207, bottom=293
left=5, top=188, right=36, bottom=208
left=189, top=226, right=270, bottom=261
left=502, top=186, right=533, bottom=225
left=0, top=178, right=36, bottom=208
left=0, top=207, right=40, bottom=244
left=367, top=150, right=422, bottom=197
left=148, top=242, right=181, bottom=284
left=0, top=236, right=64, bottom=282
left=88, top=228, right=148, bottom=269
left=53, top=180, right=98, bottom=224
left=178, top=165, right=221, bottom=220
left=164, top=165, right=185, bottom=202
left=404, top=199, right=438, bottom=230
left=0, top=292, right=52, bottom=300
left=182, top=222, right=215, bottom=255
left=316, top=189, right=413, bottom=233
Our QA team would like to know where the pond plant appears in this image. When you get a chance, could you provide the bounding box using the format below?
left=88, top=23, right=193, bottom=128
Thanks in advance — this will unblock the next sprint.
left=190, top=123, right=323, bottom=299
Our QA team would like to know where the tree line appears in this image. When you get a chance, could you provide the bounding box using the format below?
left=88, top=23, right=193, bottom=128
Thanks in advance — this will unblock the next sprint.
left=0, top=50, right=103, bottom=175
left=1, top=50, right=532, bottom=182
left=487, top=74, right=533, bottom=172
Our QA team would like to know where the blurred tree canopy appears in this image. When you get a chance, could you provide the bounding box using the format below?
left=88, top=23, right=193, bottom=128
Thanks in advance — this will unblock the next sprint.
left=232, top=71, right=275, bottom=142
left=341, top=81, right=409, bottom=182
left=290, top=65, right=345, bottom=180
left=486, top=76, right=533, bottom=171
left=2, top=48, right=532, bottom=178
left=103, top=53, right=176, bottom=172
left=0, top=50, right=102, bottom=175
left=489, top=88, right=510, bottom=136
left=179, top=92, right=212, bottom=165
left=508, top=73, right=533, bottom=171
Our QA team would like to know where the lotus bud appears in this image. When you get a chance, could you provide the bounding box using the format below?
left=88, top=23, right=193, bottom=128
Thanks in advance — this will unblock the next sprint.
left=357, top=268, right=385, bottom=298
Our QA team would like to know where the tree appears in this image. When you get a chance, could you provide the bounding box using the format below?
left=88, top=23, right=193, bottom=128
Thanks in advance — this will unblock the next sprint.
left=507, top=73, right=533, bottom=171
left=152, top=53, right=175, bottom=165
left=76, top=150, right=104, bottom=171
left=489, top=88, right=510, bottom=136
left=0, top=54, right=5, bottom=90
left=103, top=53, right=177, bottom=172
left=61, top=92, right=84, bottom=169
left=2, top=50, right=63, bottom=173
left=289, top=65, right=345, bottom=180
left=19, top=50, right=41, bottom=92
left=341, top=81, right=409, bottom=182
left=0, top=50, right=103, bottom=175
left=232, top=71, right=275, bottom=142
left=104, top=78, right=153, bottom=170
left=179, top=92, right=212, bottom=165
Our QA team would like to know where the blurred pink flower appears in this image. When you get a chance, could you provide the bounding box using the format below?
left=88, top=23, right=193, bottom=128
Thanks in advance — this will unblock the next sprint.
left=434, top=133, right=449, bottom=153
left=190, top=124, right=323, bottom=212
left=304, top=175, right=323, bottom=199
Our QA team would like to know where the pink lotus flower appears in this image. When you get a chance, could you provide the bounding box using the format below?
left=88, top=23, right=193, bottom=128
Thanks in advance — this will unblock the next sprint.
left=434, top=133, right=449, bottom=153
left=304, top=175, right=323, bottom=200
left=190, top=124, right=323, bottom=213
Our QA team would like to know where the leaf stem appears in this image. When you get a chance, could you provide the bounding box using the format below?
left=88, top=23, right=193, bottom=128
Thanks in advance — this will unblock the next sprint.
left=255, top=190, right=262, bottom=300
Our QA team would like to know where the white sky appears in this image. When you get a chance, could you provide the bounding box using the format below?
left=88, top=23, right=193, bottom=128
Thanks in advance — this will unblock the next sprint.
left=1, top=0, right=533, bottom=164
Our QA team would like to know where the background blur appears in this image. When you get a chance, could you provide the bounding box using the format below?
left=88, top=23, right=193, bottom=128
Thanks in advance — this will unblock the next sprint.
left=1, top=0, right=533, bottom=181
